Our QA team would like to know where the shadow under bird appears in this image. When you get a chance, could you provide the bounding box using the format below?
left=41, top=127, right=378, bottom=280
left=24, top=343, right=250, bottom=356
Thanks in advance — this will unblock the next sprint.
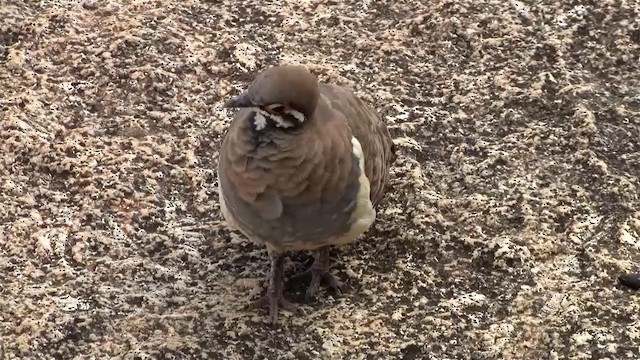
left=217, top=64, right=395, bottom=325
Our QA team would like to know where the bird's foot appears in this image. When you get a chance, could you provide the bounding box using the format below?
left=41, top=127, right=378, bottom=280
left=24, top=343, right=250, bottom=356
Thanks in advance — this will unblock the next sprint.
left=290, top=247, right=345, bottom=302
left=245, top=252, right=296, bottom=326
left=306, top=267, right=343, bottom=301
left=291, top=262, right=344, bottom=302
left=248, top=291, right=297, bottom=325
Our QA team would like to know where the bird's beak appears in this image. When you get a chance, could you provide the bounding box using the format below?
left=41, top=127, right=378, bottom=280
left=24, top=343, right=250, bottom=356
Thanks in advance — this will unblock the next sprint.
left=223, top=91, right=254, bottom=108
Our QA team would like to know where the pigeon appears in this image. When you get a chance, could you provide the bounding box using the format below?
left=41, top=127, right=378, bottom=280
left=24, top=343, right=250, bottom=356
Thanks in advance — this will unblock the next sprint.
left=217, top=64, right=395, bottom=324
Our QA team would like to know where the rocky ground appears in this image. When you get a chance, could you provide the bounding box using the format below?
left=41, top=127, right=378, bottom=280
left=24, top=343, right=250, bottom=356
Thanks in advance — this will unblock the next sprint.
left=1, top=0, right=639, bottom=359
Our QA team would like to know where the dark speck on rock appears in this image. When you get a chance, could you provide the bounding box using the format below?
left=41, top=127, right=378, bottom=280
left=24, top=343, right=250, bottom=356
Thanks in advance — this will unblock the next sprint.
left=401, top=343, right=424, bottom=360
left=618, top=273, right=640, bottom=290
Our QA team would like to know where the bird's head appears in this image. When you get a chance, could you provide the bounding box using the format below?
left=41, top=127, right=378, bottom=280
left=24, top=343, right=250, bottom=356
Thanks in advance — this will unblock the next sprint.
left=223, top=65, right=320, bottom=130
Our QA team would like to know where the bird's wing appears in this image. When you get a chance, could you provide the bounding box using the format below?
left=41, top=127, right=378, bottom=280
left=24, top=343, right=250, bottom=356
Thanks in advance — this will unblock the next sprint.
left=319, top=84, right=395, bottom=206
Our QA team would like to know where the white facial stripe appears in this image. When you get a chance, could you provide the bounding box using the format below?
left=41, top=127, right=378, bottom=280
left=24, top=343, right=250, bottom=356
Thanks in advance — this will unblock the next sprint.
left=252, top=107, right=294, bottom=129
left=266, top=103, right=284, bottom=110
left=253, top=111, right=267, bottom=130
left=265, top=104, right=306, bottom=123
left=285, top=109, right=305, bottom=123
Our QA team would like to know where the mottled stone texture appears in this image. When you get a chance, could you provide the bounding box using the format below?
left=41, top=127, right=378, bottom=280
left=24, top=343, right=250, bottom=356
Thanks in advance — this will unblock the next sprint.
left=1, top=0, right=639, bottom=359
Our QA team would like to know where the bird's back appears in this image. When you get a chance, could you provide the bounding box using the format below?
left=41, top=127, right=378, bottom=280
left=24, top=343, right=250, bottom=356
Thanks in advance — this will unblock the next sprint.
left=318, top=83, right=395, bottom=206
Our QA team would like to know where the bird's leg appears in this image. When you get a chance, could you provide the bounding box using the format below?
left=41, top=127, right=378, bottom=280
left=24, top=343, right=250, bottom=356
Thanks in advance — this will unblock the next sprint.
left=249, top=251, right=296, bottom=325
left=292, top=246, right=343, bottom=302
left=306, top=246, right=343, bottom=301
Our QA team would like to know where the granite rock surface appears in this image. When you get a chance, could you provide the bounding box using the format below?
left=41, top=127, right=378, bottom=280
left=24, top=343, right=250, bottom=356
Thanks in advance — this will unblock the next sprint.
left=1, top=0, right=639, bottom=359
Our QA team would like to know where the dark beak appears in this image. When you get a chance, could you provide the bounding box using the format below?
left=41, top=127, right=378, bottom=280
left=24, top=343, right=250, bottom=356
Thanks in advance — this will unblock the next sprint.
left=223, top=91, right=255, bottom=108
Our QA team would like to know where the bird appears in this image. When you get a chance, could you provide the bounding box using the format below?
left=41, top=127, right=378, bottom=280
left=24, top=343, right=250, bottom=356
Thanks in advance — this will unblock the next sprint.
left=217, top=64, right=395, bottom=325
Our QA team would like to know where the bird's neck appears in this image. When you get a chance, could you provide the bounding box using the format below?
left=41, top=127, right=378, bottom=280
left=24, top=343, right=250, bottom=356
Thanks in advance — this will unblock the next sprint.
left=235, top=114, right=308, bottom=155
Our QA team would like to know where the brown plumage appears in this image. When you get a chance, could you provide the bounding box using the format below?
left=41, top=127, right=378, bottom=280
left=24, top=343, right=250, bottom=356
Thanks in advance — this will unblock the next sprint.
left=217, top=65, right=394, bottom=325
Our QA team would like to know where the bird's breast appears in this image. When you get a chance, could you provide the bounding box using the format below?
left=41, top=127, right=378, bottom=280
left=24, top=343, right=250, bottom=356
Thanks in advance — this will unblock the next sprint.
left=218, top=124, right=376, bottom=251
